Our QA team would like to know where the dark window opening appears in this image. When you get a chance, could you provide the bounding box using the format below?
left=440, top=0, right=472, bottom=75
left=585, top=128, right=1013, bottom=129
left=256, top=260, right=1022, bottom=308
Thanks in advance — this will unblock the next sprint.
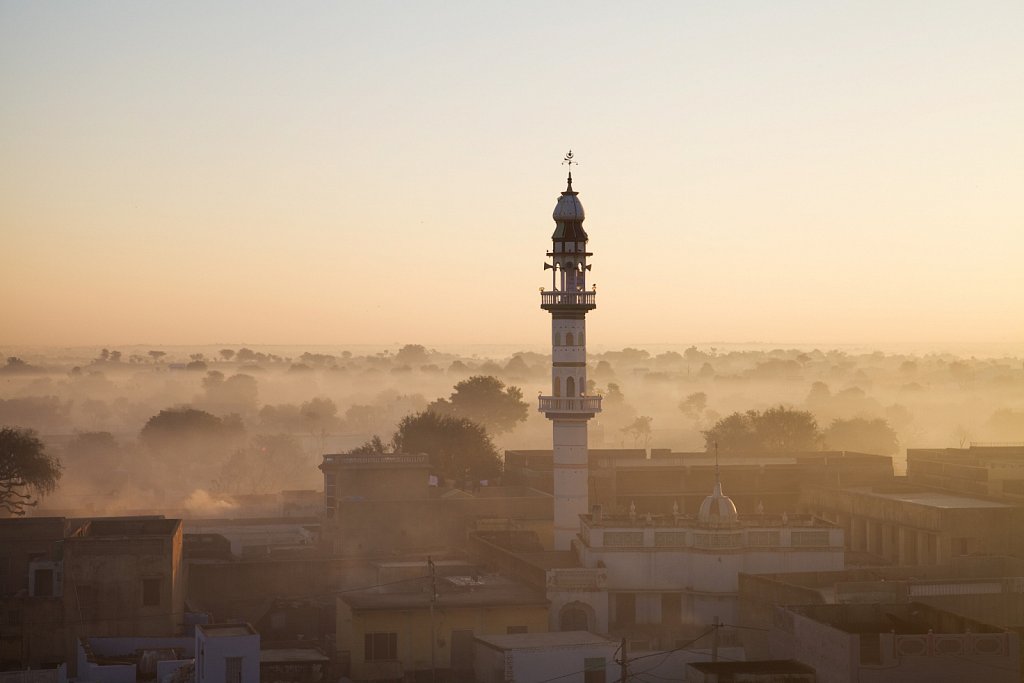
left=364, top=632, right=397, bottom=661
left=142, top=578, right=161, bottom=607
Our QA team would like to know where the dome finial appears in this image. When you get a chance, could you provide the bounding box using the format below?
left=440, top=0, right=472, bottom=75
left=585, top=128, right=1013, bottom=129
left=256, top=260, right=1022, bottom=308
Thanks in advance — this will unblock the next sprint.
left=562, top=150, right=577, bottom=194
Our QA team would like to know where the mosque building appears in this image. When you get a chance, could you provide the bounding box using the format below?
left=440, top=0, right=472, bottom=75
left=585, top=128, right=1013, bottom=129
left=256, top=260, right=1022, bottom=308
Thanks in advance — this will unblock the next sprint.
left=530, top=157, right=845, bottom=644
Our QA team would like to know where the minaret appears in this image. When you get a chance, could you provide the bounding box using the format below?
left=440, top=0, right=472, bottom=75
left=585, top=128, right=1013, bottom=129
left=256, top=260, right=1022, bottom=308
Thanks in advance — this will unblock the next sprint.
left=540, top=151, right=601, bottom=551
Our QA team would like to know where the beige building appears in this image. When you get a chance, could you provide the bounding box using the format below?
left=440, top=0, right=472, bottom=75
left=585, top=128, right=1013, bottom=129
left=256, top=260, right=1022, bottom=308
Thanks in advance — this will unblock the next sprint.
left=801, top=484, right=1023, bottom=565
left=337, top=566, right=549, bottom=682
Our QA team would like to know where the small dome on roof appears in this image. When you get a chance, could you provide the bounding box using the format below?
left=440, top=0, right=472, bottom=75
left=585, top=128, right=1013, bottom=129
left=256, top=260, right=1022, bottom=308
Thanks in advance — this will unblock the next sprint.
left=698, top=480, right=739, bottom=528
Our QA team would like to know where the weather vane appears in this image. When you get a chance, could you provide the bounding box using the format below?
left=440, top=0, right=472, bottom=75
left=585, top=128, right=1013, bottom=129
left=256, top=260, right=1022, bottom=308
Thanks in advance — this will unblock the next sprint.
left=562, top=150, right=577, bottom=192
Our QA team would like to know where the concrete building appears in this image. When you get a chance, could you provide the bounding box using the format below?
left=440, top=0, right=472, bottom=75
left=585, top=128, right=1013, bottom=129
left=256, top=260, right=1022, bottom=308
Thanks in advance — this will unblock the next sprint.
left=473, top=631, right=617, bottom=683
left=538, top=164, right=602, bottom=550
left=472, top=469, right=843, bottom=653
left=196, top=623, right=260, bottom=683
left=801, top=483, right=1023, bottom=564
left=319, top=451, right=553, bottom=555
left=0, top=518, right=67, bottom=669
left=738, top=557, right=1024, bottom=669
left=768, top=602, right=1019, bottom=683
left=0, top=516, right=186, bottom=672
left=570, top=473, right=843, bottom=641
left=907, top=444, right=1024, bottom=502
left=337, top=566, right=549, bottom=681
left=63, top=519, right=185, bottom=654
left=505, top=449, right=894, bottom=515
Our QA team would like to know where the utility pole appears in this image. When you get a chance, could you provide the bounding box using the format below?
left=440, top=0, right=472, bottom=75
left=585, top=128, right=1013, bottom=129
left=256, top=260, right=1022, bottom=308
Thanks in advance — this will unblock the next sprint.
left=429, top=556, right=437, bottom=683
left=712, top=616, right=720, bottom=663
left=619, top=637, right=627, bottom=683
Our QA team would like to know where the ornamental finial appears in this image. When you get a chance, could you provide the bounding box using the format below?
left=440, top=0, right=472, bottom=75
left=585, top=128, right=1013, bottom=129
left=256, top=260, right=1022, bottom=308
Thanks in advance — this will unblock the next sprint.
left=562, top=150, right=576, bottom=192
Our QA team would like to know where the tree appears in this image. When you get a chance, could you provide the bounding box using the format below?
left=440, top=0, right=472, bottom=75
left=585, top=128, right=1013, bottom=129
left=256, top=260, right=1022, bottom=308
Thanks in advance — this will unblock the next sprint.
left=822, top=418, right=899, bottom=455
left=428, top=376, right=528, bottom=434
left=393, top=411, right=501, bottom=481
left=1, top=427, right=62, bottom=516
left=679, top=392, right=707, bottom=419
left=220, top=349, right=235, bottom=361
left=148, top=350, right=166, bottom=363
left=395, top=344, right=430, bottom=365
left=703, top=406, right=821, bottom=453
left=140, top=408, right=244, bottom=461
left=350, top=435, right=389, bottom=455
left=621, top=416, right=653, bottom=448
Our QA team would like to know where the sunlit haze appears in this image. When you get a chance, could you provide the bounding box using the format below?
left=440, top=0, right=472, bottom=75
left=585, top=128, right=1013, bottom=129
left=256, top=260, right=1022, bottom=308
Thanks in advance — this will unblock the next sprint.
left=2, top=2, right=1022, bottom=349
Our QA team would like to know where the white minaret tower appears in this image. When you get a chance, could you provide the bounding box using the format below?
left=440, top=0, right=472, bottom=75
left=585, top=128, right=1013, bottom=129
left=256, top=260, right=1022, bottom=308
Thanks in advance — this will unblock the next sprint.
left=540, top=151, right=601, bottom=551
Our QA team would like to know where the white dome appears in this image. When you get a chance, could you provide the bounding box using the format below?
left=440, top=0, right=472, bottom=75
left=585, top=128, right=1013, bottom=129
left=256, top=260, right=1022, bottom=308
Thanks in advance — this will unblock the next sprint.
left=698, top=481, right=739, bottom=528
left=553, top=193, right=585, bottom=222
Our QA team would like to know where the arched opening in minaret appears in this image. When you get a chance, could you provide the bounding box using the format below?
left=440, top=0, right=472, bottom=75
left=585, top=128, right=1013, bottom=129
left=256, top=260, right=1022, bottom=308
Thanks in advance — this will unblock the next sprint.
left=566, top=377, right=576, bottom=397
left=579, top=331, right=584, bottom=346
left=579, top=376, right=586, bottom=394
left=554, top=331, right=561, bottom=346
left=565, top=332, right=574, bottom=346
left=553, top=377, right=561, bottom=397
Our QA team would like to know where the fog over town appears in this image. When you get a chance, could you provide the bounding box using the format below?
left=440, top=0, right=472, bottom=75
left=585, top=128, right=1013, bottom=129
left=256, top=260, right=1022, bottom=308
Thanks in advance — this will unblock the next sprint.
left=2, top=343, right=1023, bottom=516
left=3, top=2, right=1023, bottom=682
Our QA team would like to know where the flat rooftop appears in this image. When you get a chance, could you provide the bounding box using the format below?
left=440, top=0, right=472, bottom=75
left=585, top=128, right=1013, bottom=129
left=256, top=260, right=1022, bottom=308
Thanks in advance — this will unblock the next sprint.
left=341, top=575, right=548, bottom=611
left=687, top=660, right=815, bottom=675
left=71, top=518, right=181, bottom=538
left=786, top=602, right=1004, bottom=635
left=475, top=630, right=614, bottom=651
left=846, top=487, right=1014, bottom=509
left=198, top=623, right=257, bottom=637
left=260, top=648, right=329, bottom=663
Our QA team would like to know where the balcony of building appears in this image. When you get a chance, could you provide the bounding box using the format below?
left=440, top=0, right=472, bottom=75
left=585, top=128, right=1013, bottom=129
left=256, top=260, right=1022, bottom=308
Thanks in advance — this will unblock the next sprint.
left=540, top=290, right=596, bottom=310
left=538, top=395, right=602, bottom=415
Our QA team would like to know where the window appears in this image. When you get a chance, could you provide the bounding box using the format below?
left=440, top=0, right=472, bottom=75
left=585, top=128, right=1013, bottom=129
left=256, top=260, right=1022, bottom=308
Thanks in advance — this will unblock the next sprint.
left=791, top=531, right=830, bottom=547
left=566, top=332, right=574, bottom=346
left=142, top=578, right=161, bottom=607
left=507, top=625, right=528, bottom=634
left=583, top=657, right=606, bottom=683
left=566, top=377, right=576, bottom=397
left=225, top=656, right=242, bottom=683
left=33, top=568, right=54, bottom=597
left=614, top=593, right=636, bottom=627
left=364, top=632, right=397, bottom=662
left=661, top=593, right=682, bottom=625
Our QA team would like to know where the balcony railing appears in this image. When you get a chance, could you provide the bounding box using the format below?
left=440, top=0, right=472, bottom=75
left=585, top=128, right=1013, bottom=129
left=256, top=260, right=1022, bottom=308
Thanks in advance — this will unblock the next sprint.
left=540, top=290, right=596, bottom=307
left=538, top=396, right=602, bottom=413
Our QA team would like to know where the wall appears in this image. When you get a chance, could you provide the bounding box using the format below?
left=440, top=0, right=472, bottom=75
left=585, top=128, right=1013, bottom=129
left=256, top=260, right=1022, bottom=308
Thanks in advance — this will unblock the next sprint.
left=474, top=640, right=619, bottom=683
left=339, top=602, right=550, bottom=681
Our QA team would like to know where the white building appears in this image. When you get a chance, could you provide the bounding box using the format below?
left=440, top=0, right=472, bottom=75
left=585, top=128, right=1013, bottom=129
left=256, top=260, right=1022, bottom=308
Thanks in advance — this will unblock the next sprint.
left=195, top=623, right=260, bottom=683
left=473, top=631, right=618, bottom=683
left=551, top=469, right=843, bottom=638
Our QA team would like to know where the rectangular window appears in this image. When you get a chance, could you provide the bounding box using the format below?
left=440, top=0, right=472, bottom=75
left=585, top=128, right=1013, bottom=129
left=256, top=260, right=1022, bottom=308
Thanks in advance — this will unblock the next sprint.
left=614, top=593, right=636, bottom=627
left=364, top=632, right=397, bottom=662
left=661, top=593, right=682, bottom=625
left=225, top=656, right=242, bottom=683
left=583, top=657, right=606, bottom=683
left=33, top=569, right=54, bottom=597
left=142, top=578, right=161, bottom=606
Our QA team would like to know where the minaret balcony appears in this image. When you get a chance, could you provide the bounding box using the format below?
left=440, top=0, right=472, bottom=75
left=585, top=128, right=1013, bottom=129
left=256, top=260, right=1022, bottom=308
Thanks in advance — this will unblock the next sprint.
left=540, top=290, right=596, bottom=311
left=538, top=395, right=602, bottom=415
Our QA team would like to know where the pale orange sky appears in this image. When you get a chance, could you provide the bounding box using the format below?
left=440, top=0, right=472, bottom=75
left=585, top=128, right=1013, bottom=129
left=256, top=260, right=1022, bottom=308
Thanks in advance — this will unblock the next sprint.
left=2, top=2, right=1022, bottom=348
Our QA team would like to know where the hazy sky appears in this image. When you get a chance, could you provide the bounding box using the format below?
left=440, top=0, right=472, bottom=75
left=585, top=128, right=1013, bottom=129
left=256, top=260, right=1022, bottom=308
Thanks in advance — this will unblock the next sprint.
left=2, top=2, right=1022, bottom=348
